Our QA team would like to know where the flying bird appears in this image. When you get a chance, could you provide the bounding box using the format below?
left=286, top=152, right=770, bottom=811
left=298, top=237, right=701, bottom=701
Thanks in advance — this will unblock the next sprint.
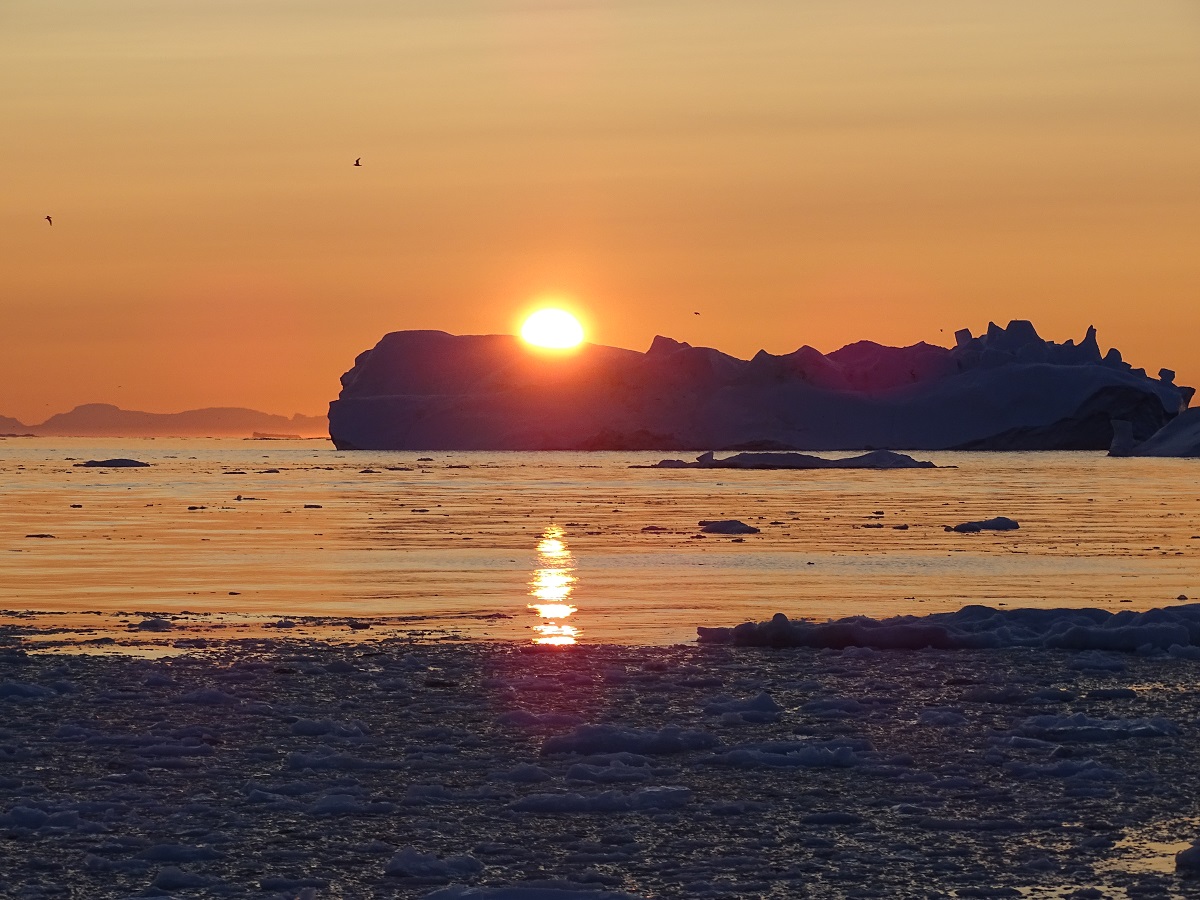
left=693, top=311, right=700, bottom=315
left=354, top=158, right=362, bottom=166
left=45, top=215, right=52, bottom=226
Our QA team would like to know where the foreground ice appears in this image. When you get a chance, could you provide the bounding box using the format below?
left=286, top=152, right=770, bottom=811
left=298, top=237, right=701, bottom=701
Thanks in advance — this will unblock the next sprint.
left=697, top=602, right=1200, bottom=651
left=2, top=616, right=1200, bottom=897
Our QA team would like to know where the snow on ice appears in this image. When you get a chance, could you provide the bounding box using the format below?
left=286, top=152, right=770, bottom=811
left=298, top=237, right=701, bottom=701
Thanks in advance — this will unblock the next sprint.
left=2, top=606, right=1200, bottom=897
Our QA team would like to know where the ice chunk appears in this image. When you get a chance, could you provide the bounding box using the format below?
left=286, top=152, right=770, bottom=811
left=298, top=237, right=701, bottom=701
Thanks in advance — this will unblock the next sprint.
left=494, top=764, right=552, bottom=783
left=711, top=739, right=866, bottom=769
left=152, top=867, right=215, bottom=890
left=423, top=886, right=646, bottom=900
left=72, top=458, right=151, bottom=468
left=135, top=618, right=173, bottom=631
left=308, top=793, right=396, bottom=816
left=698, top=520, right=760, bottom=535
left=1013, top=713, right=1179, bottom=742
left=645, top=450, right=937, bottom=470
left=138, top=844, right=223, bottom=862
left=918, top=708, right=968, bottom=727
left=178, top=688, right=239, bottom=705
left=701, top=692, right=783, bottom=723
left=384, top=847, right=483, bottom=879
left=1177, top=840, right=1200, bottom=874
left=542, top=725, right=717, bottom=756
left=0, top=682, right=56, bottom=701
left=948, top=517, right=1019, bottom=533
left=509, top=786, right=691, bottom=813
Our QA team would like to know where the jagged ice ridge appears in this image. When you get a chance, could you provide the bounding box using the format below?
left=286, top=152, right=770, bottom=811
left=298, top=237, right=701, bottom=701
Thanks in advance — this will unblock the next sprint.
left=328, top=320, right=1191, bottom=451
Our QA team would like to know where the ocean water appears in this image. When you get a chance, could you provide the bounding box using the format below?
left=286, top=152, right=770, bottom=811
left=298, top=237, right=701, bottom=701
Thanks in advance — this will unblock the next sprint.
left=1, top=438, right=1197, bottom=645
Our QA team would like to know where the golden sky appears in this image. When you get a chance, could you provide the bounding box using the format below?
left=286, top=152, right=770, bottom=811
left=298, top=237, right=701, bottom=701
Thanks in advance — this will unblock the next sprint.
left=2, top=1, right=1198, bottom=422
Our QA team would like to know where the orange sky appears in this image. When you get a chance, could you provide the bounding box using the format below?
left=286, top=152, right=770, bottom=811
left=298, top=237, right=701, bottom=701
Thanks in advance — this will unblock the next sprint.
left=2, top=1, right=1198, bottom=424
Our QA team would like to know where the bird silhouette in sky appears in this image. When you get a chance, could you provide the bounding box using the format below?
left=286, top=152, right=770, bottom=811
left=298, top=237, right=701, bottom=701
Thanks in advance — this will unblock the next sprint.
left=354, top=158, right=362, bottom=166
left=693, top=311, right=700, bottom=315
left=45, top=215, right=52, bottom=226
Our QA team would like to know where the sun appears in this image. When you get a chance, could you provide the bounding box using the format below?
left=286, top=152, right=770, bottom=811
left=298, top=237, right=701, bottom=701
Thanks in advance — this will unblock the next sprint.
left=520, top=308, right=584, bottom=349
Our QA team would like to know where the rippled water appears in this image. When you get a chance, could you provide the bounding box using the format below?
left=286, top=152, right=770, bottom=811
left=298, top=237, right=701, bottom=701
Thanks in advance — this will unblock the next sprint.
left=1, top=438, right=1197, bottom=645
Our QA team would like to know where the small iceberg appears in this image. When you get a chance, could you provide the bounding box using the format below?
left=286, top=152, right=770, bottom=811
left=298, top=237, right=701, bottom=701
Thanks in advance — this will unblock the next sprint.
left=72, top=458, right=151, bottom=468
left=638, top=449, right=937, bottom=470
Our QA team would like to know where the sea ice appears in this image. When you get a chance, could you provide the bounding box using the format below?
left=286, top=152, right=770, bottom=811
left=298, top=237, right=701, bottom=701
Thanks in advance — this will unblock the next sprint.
left=509, top=786, right=692, bottom=813
left=542, top=725, right=718, bottom=756
left=423, top=887, right=646, bottom=900
left=5, top=622, right=1200, bottom=897
left=384, top=847, right=483, bottom=879
left=698, top=603, right=1200, bottom=651
left=1012, top=713, right=1179, bottom=742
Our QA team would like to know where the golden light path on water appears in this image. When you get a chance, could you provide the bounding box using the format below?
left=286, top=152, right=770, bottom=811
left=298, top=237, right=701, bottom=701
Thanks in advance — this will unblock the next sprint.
left=529, top=524, right=579, bottom=645
left=1, top=439, right=1199, bottom=647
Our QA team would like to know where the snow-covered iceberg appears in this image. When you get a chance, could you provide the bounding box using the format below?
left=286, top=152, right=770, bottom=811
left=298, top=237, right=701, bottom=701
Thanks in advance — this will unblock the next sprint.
left=328, top=321, right=1191, bottom=451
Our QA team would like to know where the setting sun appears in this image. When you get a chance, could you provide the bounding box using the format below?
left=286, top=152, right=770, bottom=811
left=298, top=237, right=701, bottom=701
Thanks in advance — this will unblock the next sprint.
left=520, top=309, right=584, bottom=349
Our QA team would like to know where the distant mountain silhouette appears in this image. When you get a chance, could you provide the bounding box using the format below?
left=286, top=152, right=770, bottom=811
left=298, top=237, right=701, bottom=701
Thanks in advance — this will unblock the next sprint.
left=3, top=404, right=328, bottom=438
left=0, top=414, right=30, bottom=435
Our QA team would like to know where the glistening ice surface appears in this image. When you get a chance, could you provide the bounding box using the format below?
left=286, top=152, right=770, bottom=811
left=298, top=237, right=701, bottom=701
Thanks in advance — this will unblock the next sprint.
left=1, top=439, right=1197, bottom=646
left=1, top=639, right=1199, bottom=898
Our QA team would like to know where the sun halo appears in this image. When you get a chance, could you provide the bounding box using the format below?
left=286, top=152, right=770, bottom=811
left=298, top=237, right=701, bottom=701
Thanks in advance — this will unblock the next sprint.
left=520, top=308, right=585, bottom=350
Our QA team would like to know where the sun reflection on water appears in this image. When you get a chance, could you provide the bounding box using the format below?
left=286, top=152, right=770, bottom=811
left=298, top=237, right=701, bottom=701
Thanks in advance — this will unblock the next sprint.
left=529, top=525, right=578, bottom=645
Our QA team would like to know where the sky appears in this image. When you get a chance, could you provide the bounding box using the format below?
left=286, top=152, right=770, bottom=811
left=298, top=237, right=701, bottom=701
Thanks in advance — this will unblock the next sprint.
left=2, top=0, right=1198, bottom=423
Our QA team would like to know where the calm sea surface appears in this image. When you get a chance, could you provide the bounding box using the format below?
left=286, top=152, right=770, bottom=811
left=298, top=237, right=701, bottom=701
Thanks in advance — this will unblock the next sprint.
left=1, top=438, right=1197, bottom=645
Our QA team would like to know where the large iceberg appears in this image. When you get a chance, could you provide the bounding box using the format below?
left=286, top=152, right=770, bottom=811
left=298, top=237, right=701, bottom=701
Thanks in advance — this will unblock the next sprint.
left=328, top=321, right=1191, bottom=451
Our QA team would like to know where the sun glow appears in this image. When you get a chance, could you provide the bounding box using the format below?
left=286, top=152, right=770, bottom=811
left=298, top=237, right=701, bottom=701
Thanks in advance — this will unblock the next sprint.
left=520, top=308, right=584, bottom=349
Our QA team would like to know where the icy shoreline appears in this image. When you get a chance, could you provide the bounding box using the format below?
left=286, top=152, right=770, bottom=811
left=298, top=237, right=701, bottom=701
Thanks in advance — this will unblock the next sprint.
left=3, top=627, right=1200, bottom=897
left=698, top=602, right=1200, bottom=653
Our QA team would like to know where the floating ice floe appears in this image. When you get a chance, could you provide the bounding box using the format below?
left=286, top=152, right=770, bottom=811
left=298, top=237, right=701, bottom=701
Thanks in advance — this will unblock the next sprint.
left=424, top=885, right=647, bottom=900
left=642, top=450, right=937, bottom=469
left=71, top=458, right=151, bottom=467
left=542, top=724, right=718, bottom=756
left=1012, top=713, right=1179, bottom=742
left=509, top=785, right=692, bottom=813
left=947, top=516, right=1020, bottom=533
left=1177, top=840, right=1200, bottom=874
left=701, top=692, right=783, bottom=724
left=385, top=846, right=483, bottom=879
left=697, top=520, right=760, bottom=535
left=709, top=738, right=869, bottom=769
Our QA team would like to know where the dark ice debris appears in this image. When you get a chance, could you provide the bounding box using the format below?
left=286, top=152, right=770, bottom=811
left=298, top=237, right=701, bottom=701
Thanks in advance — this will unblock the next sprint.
left=948, top=517, right=1020, bottom=533
left=72, top=458, right=150, bottom=468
